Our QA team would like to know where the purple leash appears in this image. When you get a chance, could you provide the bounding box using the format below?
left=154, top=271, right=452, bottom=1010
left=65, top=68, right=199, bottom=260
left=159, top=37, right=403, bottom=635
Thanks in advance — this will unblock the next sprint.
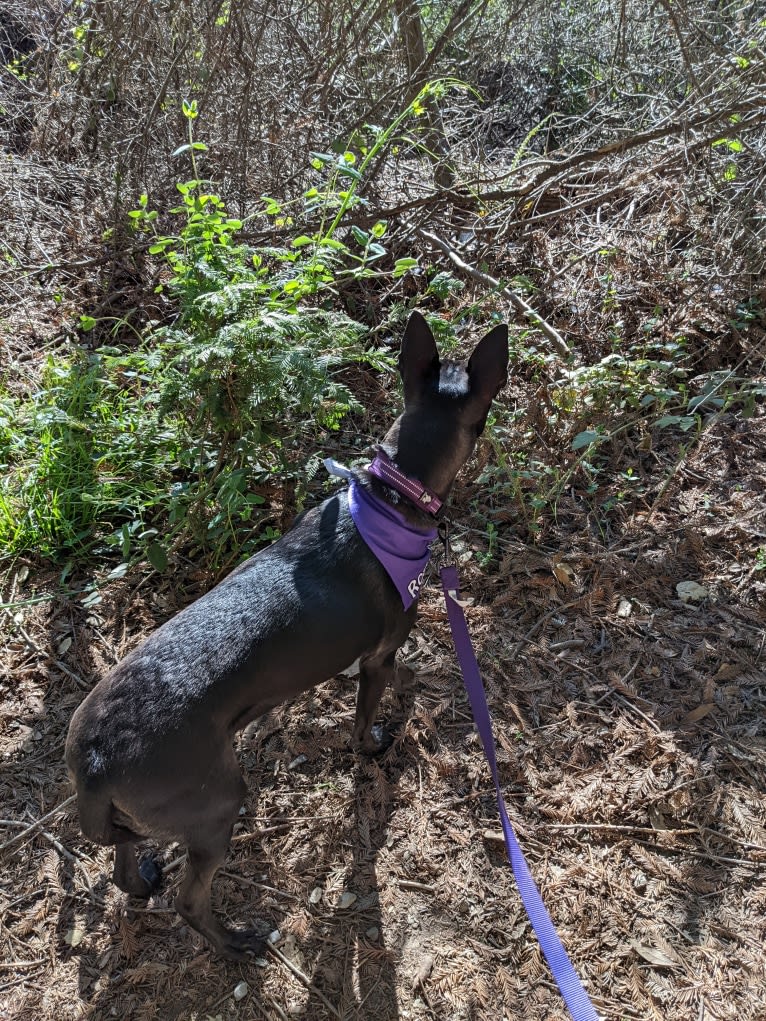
left=440, top=558, right=600, bottom=1021
left=326, top=452, right=600, bottom=1019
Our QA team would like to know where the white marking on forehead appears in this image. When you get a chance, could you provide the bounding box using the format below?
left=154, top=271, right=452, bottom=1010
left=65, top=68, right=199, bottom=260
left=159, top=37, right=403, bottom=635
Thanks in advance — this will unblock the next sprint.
left=438, top=362, right=469, bottom=396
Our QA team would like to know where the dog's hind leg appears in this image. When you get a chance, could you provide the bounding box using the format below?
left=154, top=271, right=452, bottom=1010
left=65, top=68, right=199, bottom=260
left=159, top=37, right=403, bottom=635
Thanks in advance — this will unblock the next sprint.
left=174, top=764, right=265, bottom=960
left=175, top=830, right=265, bottom=960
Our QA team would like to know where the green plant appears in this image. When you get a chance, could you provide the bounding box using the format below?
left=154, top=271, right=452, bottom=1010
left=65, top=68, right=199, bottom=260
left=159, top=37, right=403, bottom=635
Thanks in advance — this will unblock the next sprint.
left=474, top=521, right=498, bottom=569
left=1, top=87, right=464, bottom=569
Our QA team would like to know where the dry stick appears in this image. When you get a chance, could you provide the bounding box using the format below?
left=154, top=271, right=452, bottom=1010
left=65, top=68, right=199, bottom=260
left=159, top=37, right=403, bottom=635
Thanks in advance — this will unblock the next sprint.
left=0, top=795, right=77, bottom=852
left=416, top=228, right=571, bottom=360
left=398, top=880, right=435, bottom=894
left=541, top=823, right=698, bottom=836
left=504, top=597, right=586, bottom=672
left=3, top=607, right=90, bottom=691
left=219, top=870, right=300, bottom=902
left=267, top=944, right=342, bottom=1020
left=202, top=983, right=284, bottom=1021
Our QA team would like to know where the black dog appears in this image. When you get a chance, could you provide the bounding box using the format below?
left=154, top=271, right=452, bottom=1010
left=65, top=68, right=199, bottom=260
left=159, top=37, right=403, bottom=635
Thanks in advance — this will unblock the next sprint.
left=65, top=311, right=508, bottom=959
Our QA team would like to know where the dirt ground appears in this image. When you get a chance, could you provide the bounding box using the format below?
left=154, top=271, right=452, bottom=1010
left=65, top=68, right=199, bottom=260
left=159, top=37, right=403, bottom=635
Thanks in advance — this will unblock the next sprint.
left=2, top=401, right=765, bottom=1021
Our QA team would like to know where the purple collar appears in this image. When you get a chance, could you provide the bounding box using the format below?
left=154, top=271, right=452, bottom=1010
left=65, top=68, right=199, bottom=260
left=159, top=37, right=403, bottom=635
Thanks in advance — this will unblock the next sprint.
left=347, top=481, right=437, bottom=609
left=367, top=448, right=443, bottom=515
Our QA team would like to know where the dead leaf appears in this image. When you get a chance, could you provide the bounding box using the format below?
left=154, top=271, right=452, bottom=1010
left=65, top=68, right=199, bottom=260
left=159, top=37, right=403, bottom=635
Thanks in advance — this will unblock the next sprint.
left=676, top=580, right=708, bottom=603
left=552, top=561, right=576, bottom=585
left=713, top=663, right=740, bottom=681
left=648, top=805, right=670, bottom=830
left=413, top=954, right=434, bottom=990
left=681, top=703, right=716, bottom=726
left=630, top=941, right=680, bottom=968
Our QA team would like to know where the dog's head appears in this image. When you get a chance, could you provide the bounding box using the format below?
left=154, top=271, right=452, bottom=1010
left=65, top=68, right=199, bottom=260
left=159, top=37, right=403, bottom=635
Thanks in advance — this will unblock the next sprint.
left=384, top=311, right=508, bottom=500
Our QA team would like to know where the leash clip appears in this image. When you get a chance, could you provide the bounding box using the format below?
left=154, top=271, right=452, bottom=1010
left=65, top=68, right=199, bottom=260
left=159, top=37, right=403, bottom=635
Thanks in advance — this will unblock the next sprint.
left=432, top=519, right=456, bottom=570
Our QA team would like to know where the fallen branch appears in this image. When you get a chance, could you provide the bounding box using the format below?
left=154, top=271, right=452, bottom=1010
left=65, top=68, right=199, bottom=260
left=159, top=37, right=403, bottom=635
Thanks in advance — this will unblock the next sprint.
left=268, top=944, right=342, bottom=1019
left=416, top=227, right=571, bottom=360
left=0, top=796, right=77, bottom=853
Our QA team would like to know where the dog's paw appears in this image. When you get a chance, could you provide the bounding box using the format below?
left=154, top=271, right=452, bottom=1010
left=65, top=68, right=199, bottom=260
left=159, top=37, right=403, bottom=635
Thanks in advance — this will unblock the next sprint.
left=218, top=927, right=266, bottom=962
left=357, top=723, right=394, bottom=756
left=138, top=855, right=163, bottom=894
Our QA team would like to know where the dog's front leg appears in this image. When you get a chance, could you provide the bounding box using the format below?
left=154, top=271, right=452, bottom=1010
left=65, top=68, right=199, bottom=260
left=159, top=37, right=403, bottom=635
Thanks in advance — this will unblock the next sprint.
left=352, top=650, right=398, bottom=754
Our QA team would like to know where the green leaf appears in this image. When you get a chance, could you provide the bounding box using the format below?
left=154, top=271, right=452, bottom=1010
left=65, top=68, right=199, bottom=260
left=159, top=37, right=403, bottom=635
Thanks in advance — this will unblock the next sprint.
left=371, top=221, right=387, bottom=238
left=147, top=541, right=168, bottom=572
left=79, top=315, right=97, bottom=332
left=351, top=226, right=369, bottom=246
left=393, top=257, right=418, bottom=278
left=291, top=235, right=315, bottom=248
left=182, top=98, right=198, bottom=119
left=337, top=165, right=362, bottom=181
left=572, top=429, right=601, bottom=450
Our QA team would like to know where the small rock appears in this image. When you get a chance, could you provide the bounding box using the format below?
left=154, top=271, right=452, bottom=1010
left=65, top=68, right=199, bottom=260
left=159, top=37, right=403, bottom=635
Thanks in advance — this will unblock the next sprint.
left=288, top=754, right=307, bottom=770
left=267, top=928, right=281, bottom=944
left=633, top=871, right=647, bottom=893
left=676, top=581, right=708, bottom=603
left=233, top=981, right=248, bottom=1001
left=365, top=926, right=379, bottom=940
left=309, top=887, right=323, bottom=905
left=338, top=891, right=357, bottom=909
left=616, top=598, right=632, bottom=618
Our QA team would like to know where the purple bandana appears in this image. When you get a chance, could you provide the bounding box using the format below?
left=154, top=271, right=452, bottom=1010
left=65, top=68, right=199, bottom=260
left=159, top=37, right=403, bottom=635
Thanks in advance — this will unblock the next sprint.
left=347, top=480, right=437, bottom=609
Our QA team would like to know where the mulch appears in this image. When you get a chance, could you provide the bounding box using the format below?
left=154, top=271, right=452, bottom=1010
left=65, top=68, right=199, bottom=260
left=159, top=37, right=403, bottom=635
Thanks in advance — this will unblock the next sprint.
left=2, top=406, right=764, bottom=1021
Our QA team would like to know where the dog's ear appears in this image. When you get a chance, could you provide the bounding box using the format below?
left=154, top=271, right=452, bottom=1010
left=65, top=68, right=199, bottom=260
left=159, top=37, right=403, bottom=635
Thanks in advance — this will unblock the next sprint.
left=466, top=324, right=508, bottom=430
left=399, top=310, right=440, bottom=403
left=467, top=325, right=508, bottom=402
